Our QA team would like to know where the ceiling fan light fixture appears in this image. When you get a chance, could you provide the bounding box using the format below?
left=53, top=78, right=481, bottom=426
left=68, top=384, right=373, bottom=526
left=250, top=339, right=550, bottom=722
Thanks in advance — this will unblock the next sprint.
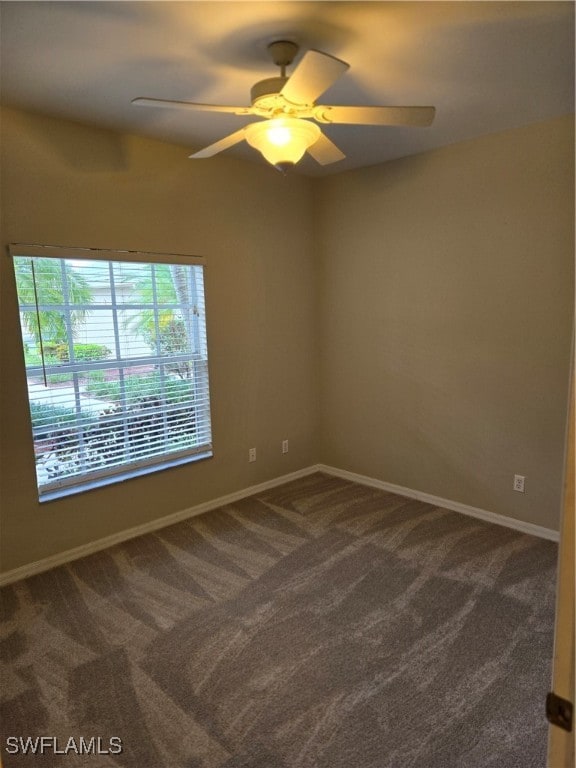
left=134, top=45, right=435, bottom=168
left=245, top=117, right=320, bottom=171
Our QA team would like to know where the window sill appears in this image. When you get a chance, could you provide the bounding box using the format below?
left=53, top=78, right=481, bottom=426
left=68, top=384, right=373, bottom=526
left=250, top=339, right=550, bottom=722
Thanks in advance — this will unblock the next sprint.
left=38, top=450, right=213, bottom=503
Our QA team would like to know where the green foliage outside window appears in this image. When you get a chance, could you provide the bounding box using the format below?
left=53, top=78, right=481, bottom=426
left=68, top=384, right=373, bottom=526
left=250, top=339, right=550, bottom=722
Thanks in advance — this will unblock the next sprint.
left=15, top=258, right=93, bottom=345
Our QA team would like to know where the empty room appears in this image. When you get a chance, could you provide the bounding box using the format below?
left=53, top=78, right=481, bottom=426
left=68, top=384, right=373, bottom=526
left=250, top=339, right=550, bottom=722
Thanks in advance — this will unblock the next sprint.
left=0, top=2, right=574, bottom=767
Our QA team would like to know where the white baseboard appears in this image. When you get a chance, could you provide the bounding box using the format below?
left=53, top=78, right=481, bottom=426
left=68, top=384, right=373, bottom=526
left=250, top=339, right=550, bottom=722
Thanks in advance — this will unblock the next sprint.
left=1, top=462, right=558, bottom=586
left=317, top=464, right=560, bottom=542
left=0, top=466, right=321, bottom=587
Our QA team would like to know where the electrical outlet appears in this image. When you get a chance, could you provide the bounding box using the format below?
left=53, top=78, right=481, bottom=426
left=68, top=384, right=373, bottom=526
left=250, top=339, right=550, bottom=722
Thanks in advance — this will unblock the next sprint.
left=282, top=439, right=289, bottom=454
left=248, top=447, right=256, bottom=463
left=513, top=474, right=525, bottom=493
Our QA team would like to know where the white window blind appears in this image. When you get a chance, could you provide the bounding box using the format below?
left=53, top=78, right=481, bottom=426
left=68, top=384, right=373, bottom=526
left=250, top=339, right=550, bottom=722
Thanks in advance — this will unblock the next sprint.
left=11, top=246, right=212, bottom=498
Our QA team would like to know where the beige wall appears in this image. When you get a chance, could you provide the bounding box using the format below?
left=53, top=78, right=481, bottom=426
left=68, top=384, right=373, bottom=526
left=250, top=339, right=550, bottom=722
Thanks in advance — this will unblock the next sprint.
left=316, top=116, right=574, bottom=529
left=1, top=109, right=573, bottom=576
left=0, top=108, right=319, bottom=572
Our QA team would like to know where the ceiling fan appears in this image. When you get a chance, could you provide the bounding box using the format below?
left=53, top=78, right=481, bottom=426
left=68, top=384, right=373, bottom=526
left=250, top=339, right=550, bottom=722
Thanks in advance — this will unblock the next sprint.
left=132, top=41, right=436, bottom=172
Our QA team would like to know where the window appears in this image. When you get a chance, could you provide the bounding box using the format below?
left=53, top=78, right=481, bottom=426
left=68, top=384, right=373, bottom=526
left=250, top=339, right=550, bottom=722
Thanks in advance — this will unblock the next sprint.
left=11, top=245, right=212, bottom=500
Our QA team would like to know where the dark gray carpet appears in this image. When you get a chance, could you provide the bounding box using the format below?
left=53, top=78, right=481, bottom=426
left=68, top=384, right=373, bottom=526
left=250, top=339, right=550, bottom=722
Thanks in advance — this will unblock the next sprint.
left=0, top=472, right=557, bottom=767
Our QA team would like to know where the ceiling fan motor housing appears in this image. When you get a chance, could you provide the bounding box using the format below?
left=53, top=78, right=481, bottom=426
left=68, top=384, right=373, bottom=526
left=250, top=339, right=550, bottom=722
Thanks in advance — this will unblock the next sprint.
left=251, top=77, right=289, bottom=110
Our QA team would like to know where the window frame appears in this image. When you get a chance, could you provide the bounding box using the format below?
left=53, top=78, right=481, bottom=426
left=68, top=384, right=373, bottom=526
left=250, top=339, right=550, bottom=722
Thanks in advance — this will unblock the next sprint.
left=10, top=243, right=213, bottom=501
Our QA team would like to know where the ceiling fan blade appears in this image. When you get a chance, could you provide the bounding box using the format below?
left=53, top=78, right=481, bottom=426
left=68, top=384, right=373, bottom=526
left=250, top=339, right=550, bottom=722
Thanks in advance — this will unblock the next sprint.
left=315, top=105, right=436, bottom=127
left=307, top=132, right=346, bottom=166
left=281, top=50, right=349, bottom=106
left=132, top=97, right=252, bottom=116
left=189, top=128, right=247, bottom=159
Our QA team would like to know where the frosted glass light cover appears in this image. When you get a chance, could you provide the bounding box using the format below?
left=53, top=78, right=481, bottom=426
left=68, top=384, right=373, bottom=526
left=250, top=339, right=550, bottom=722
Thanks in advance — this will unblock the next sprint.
left=246, top=117, right=321, bottom=167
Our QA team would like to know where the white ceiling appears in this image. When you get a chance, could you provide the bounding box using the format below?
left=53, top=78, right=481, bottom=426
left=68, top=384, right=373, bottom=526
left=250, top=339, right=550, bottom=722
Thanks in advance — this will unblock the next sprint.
left=1, top=1, right=574, bottom=176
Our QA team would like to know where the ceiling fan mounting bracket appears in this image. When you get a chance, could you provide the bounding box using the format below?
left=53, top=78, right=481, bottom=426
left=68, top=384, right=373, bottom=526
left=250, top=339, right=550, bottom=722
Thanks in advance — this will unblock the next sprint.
left=267, top=40, right=299, bottom=69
